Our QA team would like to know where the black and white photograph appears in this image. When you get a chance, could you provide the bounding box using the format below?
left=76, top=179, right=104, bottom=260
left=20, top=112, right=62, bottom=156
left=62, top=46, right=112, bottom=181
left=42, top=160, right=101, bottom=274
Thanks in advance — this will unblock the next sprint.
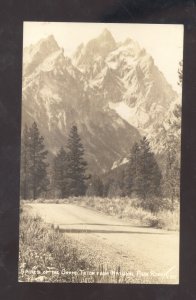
left=18, top=22, right=183, bottom=284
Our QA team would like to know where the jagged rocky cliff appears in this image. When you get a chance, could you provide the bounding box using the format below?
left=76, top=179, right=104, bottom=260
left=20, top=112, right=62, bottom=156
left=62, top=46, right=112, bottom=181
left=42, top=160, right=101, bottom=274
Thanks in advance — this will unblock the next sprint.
left=22, top=29, right=180, bottom=174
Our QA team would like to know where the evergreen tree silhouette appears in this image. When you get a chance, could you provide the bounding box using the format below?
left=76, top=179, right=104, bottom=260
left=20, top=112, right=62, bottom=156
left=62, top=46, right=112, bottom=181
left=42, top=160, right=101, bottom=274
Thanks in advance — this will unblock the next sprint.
left=66, top=125, right=88, bottom=196
left=53, top=146, right=69, bottom=198
left=28, top=122, right=49, bottom=199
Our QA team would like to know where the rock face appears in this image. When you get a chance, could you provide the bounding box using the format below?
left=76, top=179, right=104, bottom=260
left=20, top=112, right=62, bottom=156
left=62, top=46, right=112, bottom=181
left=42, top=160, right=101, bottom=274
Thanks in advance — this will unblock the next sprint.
left=22, top=29, right=180, bottom=174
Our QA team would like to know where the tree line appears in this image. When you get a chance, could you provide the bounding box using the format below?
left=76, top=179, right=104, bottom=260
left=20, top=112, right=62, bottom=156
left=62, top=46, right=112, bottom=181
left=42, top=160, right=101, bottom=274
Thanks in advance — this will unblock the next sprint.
left=20, top=121, right=180, bottom=211
left=20, top=123, right=88, bottom=200
left=88, top=137, right=163, bottom=212
left=20, top=123, right=49, bottom=200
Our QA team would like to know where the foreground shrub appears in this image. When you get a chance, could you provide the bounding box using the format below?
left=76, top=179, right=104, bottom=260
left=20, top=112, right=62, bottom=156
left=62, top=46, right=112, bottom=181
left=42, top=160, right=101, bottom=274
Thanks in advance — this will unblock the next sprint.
left=154, top=209, right=180, bottom=230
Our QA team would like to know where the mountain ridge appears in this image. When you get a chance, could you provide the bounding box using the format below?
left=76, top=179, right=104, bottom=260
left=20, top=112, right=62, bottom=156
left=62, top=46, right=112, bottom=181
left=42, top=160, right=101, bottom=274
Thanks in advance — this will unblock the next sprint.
left=22, top=29, right=180, bottom=173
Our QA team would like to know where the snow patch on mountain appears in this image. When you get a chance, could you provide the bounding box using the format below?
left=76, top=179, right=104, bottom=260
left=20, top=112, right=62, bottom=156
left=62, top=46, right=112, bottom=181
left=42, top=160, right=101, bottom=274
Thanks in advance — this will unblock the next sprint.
left=111, top=157, right=129, bottom=170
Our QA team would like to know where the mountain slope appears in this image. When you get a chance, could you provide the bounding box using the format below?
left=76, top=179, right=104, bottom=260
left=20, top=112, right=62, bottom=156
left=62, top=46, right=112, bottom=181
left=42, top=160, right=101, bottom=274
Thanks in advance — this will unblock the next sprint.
left=22, top=35, right=141, bottom=174
left=73, top=31, right=179, bottom=155
left=22, top=30, right=180, bottom=174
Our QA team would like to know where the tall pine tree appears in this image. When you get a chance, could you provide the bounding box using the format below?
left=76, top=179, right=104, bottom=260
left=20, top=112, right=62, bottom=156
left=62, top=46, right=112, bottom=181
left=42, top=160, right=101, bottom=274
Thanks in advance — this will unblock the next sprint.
left=53, top=146, right=69, bottom=198
left=66, top=125, right=88, bottom=196
left=125, top=137, right=162, bottom=211
left=124, top=142, right=140, bottom=196
left=136, top=137, right=162, bottom=202
left=161, top=61, right=182, bottom=209
left=163, top=106, right=181, bottom=209
left=28, top=122, right=49, bottom=199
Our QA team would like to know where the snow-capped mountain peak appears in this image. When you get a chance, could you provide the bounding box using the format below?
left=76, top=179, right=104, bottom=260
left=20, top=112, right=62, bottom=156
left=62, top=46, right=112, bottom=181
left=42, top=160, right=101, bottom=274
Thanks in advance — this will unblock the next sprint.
left=23, top=35, right=60, bottom=76
left=22, top=33, right=180, bottom=173
left=97, top=28, right=116, bottom=44
left=72, top=29, right=116, bottom=76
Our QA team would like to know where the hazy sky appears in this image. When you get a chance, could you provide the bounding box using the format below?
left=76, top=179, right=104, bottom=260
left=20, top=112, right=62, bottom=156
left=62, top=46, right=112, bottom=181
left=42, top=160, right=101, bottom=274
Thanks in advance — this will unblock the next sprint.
left=23, top=22, right=184, bottom=92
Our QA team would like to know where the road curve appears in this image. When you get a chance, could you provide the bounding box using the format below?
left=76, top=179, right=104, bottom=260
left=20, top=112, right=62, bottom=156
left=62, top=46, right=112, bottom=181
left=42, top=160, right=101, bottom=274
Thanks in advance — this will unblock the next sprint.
left=28, top=203, right=179, bottom=284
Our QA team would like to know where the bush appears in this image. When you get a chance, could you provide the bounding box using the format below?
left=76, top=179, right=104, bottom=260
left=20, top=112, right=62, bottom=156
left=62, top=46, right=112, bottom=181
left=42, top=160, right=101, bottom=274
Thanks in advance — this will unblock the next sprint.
left=155, top=209, right=180, bottom=230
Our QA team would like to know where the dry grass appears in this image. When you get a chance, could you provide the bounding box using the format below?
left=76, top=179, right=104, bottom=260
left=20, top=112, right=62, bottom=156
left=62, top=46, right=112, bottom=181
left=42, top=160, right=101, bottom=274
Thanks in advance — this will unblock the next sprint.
left=19, top=206, right=91, bottom=282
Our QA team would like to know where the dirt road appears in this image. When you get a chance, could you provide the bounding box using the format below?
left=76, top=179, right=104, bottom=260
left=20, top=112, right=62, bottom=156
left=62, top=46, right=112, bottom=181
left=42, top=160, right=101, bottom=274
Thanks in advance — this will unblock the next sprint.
left=28, top=203, right=179, bottom=284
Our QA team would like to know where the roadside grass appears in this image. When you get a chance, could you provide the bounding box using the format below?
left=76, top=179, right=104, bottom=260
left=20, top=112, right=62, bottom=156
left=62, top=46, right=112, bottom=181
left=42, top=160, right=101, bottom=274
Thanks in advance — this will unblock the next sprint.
left=19, top=206, right=143, bottom=283
left=75, top=196, right=180, bottom=231
left=23, top=196, right=179, bottom=231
